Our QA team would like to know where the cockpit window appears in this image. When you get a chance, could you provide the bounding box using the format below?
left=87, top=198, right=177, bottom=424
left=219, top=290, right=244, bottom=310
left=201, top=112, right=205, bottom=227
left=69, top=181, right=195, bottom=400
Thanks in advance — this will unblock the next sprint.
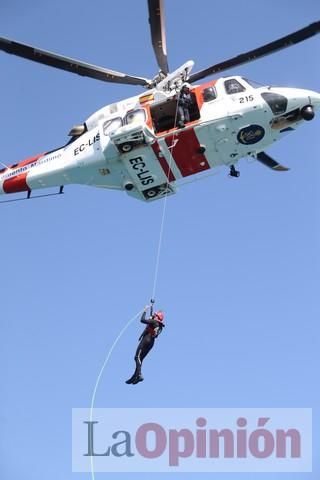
left=125, top=109, right=146, bottom=125
left=261, top=92, right=288, bottom=115
left=103, top=117, right=122, bottom=135
left=202, top=86, right=217, bottom=102
left=243, top=78, right=265, bottom=89
left=224, top=79, right=246, bottom=95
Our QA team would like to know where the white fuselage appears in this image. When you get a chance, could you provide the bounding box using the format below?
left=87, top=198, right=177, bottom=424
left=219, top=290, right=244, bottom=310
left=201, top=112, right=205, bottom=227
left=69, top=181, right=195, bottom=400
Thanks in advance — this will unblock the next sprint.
left=1, top=76, right=320, bottom=201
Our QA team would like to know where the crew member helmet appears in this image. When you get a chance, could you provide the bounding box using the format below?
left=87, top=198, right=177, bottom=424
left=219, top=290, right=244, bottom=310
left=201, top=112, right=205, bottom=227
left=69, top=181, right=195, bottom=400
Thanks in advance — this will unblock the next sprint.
left=154, top=311, right=164, bottom=322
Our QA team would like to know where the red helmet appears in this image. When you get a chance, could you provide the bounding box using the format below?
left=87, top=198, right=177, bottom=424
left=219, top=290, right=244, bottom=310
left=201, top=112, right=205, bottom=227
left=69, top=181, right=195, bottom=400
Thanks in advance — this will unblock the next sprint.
left=154, top=311, right=164, bottom=322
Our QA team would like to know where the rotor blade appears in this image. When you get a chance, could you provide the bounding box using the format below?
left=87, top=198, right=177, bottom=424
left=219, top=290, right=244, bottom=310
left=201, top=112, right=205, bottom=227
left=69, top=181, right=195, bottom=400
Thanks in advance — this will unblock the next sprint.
left=256, top=152, right=289, bottom=171
left=148, top=0, right=169, bottom=75
left=189, top=21, right=320, bottom=83
left=0, top=36, right=151, bottom=87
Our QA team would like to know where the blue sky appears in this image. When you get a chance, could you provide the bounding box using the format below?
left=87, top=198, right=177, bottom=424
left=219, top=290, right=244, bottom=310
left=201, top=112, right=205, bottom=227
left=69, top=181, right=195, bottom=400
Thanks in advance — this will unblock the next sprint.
left=1, top=0, right=319, bottom=479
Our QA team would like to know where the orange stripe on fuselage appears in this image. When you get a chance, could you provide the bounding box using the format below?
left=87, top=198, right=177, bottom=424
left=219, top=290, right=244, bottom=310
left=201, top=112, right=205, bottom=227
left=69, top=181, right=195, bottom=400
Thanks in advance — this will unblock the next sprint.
left=151, top=141, right=176, bottom=182
left=1, top=153, right=44, bottom=194
left=0, top=153, right=44, bottom=176
left=165, top=128, right=210, bottom=177
left=17, top=153, right=44, bottom=168
left=3, top=173, right=30, bottom=194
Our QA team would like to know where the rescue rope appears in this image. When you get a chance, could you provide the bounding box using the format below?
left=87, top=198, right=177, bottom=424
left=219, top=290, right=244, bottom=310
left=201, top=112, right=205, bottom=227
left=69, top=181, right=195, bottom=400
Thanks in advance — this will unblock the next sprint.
left=89, top=90, right=182, bottom=480
left=89, top=308, right=144, bottom=480
left=151, top=93, right=181, bottom=301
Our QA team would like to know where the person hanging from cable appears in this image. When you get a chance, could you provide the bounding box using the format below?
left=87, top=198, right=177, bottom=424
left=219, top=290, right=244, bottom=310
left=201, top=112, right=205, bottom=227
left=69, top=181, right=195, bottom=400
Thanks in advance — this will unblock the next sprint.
left=126, top=299, right=165, bottom=385
left=177, top=82, right=193, bottom=128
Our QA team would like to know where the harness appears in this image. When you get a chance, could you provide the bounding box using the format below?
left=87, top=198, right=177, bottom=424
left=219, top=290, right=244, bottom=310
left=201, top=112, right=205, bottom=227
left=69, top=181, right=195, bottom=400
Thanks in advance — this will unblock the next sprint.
left=139, top=321, right=163, bottom=340
left=147, top=323, right=163, bottom=338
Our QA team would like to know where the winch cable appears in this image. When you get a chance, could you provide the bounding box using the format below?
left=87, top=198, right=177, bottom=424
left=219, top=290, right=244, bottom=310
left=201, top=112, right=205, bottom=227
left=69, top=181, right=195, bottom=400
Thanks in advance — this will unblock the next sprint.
left=151, top=92, right=181, bottom=301
left=89, top=93, right=181, bottom=480
left=89, top=307, right=144, bottom=480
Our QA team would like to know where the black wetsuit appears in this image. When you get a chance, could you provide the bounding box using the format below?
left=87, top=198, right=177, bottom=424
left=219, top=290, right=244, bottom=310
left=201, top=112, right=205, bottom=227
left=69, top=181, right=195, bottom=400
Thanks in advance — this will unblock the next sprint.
left=127, top=310, right=164, bottom=383
left=178, top=90, right=192, bottom=127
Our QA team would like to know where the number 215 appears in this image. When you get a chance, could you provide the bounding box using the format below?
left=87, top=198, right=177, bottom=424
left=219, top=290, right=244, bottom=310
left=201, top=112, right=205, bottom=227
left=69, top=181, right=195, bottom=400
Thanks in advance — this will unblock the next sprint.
left=239, top=95, right=254, bottom=103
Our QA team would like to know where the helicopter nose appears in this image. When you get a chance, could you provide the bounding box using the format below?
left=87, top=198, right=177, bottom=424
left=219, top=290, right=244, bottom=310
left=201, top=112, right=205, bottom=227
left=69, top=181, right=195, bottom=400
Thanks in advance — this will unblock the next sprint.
left=266, top=87, right=320, bottom=130
left=284, top=88, right=320, bottom=121
left=308, top=91, right=320, bottom=110
left=298, top=90, right=320, bottom=121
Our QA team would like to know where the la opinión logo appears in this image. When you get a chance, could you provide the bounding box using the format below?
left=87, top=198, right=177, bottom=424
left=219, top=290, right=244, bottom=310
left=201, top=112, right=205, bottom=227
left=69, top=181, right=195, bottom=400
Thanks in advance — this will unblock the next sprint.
left=72, top=408, right=311, bottom=472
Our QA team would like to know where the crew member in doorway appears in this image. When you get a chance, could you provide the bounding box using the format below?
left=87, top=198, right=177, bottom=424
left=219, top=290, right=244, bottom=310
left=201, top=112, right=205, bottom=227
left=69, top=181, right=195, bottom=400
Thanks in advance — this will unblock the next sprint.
left=177, top=83, right=192, bottom=128
left=126, top=303, right=165, bottom=385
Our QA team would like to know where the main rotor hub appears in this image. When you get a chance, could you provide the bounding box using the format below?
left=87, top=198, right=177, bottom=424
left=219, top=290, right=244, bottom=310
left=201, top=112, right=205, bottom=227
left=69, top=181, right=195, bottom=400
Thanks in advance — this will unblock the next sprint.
left=153, top=60, right=195, bottom=92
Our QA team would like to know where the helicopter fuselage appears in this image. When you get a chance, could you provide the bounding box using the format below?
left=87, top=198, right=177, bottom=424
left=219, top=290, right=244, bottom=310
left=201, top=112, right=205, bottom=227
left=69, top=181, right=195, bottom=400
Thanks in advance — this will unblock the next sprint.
left=1, top=75, right=319, bottom=202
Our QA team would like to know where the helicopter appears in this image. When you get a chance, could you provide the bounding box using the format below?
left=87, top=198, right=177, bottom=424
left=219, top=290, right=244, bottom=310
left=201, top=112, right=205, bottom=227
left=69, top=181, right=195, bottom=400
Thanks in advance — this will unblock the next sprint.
left=0, top=1, right=319, bottom=202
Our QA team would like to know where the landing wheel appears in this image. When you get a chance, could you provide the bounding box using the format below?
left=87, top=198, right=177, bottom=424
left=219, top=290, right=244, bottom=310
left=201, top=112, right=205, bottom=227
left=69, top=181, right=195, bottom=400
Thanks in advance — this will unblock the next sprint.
left=119, top=142, right=133, bottom=153
left=229, top=165, right=240, bottom=178
left=145, top=189, right=157, bottom=198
